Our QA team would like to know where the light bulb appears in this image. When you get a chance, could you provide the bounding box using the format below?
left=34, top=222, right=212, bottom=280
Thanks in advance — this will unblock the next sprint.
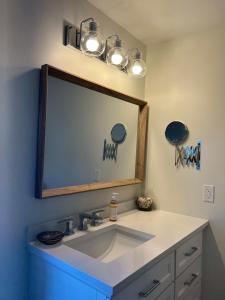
left=85, top=37, right=99, bottom=52
left=80, top=21, right=105, bottom=57
left=127, top=49, right=147, bottom=77
left=111, top=53, right=123, bottom=65
left=106, top=47, right=128, bottom=68
left=131, top=61, right=143, bottom=75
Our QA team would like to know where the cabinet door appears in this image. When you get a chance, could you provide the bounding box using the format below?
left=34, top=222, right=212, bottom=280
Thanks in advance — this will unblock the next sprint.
left=112, top=252, right=175, bottom=300
left=156, top=284, right=174, bottom=300
left=175, top=256, right=201, bottom=300
left=29, top=253, right=98, bottom=300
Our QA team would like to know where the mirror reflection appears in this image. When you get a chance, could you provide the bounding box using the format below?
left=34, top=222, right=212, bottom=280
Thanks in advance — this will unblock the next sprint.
left=43, top=75, right=139, bottom=189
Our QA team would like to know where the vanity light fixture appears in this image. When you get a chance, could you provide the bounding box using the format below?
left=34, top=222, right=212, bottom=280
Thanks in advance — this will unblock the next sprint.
left=105, top=35, right=128, bottom=69
left=64, top=20, right=147, bottom=78
left=65, top=18, right=105, bottom=57
left=127, top=48, right=147, bottom=78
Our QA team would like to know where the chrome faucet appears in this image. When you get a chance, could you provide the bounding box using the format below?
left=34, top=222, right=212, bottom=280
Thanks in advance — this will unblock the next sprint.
left=58, top=217, right=75, bottom=235
left=79, top=209, right=104, bottom=231
left=90, top=209, right=105, bottom=226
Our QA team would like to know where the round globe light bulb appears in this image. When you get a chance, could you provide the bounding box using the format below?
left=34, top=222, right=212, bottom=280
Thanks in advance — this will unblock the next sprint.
left=85, top=37, right=100, bottom=52
left=111, top=53, right=123, bottom=65
left=131, top=61, right=143, bottom=75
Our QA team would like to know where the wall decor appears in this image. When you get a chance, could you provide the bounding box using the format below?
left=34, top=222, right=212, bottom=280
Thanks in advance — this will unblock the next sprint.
left=165, top=121, right=189, bottom=145
left=165, top=121, right=201, bottom=170
left=136, top=196, right=153, bottom=211
left=64, top=18, right=147, bottom=77
left=175, top=142, right=201, bottom=170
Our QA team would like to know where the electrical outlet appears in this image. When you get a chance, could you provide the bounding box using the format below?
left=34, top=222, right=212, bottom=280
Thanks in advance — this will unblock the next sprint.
left=203, top=185, right=215, bottom=203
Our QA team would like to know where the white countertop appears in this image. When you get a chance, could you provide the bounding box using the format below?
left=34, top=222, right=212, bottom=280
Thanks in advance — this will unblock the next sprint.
left=29, top=210, right=208, bottom=297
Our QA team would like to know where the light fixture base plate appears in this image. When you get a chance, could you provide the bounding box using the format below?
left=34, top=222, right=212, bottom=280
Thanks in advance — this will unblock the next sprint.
left=64, top=25, right=79, bottom=49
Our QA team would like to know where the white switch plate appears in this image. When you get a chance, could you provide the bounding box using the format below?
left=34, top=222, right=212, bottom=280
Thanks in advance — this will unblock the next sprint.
left=203, top=185, right=215, bottom=203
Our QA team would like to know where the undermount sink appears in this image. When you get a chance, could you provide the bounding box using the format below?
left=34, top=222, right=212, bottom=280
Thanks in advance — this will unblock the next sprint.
left=64, top=224, right=154, bottom=263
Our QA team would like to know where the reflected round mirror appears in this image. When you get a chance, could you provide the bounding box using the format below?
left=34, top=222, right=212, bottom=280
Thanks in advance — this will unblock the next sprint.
left=111, top=123, right=127, bottom=144
left=165, top=121, right=189, bottom=145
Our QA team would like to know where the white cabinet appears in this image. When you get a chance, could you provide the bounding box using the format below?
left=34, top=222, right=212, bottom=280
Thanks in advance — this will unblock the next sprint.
left=29, top=230, right=204, bottom=300
left=184, top=280, right=201, bottom=300
left=176, top=232, right=202, bottom=276
left=175, top=232, right=202, bottom=300
left=112, top=253, right=174, bottom=300
left=112, top=231, right=203, bottom=300
left=29, top=253, right=104, bottom=300
left=175, top=256, right=201, bottom=300
left=156, top=284, right=174, bottom=300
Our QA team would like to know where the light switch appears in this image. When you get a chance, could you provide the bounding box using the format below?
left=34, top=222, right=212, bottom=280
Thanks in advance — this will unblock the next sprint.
left=203, top=185, right=215, bottom=203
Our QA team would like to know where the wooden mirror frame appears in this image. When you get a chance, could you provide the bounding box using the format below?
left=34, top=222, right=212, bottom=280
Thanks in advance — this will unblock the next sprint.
left=36, top=64, right=148, bottom=199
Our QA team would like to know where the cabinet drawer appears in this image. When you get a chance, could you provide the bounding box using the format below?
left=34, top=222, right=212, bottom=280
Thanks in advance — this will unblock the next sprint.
left=113, top=252, right=175, bottom=300
left=183, top=280, right=201, bottom=300
left=176, top=232, right=202, bottom=276
left=175, top=256, right=201, bottom=300
left=156, top=283, right=174, bottom=300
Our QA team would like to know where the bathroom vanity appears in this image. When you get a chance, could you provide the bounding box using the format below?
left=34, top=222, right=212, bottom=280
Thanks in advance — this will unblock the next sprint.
left=29, top=210, right=208, bottom=300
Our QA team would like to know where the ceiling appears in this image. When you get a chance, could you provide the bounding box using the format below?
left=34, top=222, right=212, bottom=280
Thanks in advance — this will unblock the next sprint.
left=88, top=0, right=225, bottom=44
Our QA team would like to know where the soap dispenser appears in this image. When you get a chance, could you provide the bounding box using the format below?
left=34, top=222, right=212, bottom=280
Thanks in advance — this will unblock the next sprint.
left=109, top=192, right=119, bottom=221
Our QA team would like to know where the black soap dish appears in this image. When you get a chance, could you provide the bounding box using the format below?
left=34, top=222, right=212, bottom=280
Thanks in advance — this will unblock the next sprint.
left=37, top=231, right=64, bottom=245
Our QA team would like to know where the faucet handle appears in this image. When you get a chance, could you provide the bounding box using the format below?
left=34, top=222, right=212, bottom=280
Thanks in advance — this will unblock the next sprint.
left=58, top=217, right=75, bottom=235
left=91, top=209, right=105, bottom=226
left=78, top=210, right=105, bottom=230
left=91, top=209, right=104, bottom=218
left=78, top=214, right=90, bottom=231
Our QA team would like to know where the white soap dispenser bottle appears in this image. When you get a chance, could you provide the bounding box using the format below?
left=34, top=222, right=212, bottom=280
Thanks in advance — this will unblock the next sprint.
left=109, top=192, right=119, bottom=221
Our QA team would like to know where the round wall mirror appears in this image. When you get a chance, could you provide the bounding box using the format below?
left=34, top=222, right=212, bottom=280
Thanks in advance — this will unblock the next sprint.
left=165, top=121, right=189, bottom=145
left=111, top=123, right=127, bottom=144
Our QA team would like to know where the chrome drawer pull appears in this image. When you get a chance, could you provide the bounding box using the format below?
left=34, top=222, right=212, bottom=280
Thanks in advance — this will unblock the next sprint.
left=184, top=273, right=198, bottom=286
left=184, top=246, right=198, bottom=257
left=139, top=280, right=160, bottom=298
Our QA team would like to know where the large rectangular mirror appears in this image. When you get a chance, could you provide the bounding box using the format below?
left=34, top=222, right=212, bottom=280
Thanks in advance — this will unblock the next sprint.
left=36, top=65, right=148, bottom=198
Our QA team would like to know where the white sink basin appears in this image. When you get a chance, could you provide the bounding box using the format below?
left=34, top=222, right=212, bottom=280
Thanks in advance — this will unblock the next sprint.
left=64, top=224, right=154, bottom=263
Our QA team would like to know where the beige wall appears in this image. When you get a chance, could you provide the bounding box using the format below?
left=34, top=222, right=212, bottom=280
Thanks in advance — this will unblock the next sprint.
left=145, top=26, right=225, bottom=299
left=0, top=1, right=145, bottom=299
